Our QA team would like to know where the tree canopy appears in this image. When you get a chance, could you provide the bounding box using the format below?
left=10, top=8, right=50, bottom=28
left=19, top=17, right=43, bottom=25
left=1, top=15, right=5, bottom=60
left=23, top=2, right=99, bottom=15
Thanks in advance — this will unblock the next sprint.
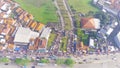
left=94, top=11, right=110, bottom=25
left=64, top=58, right=75, bottom=67
left=15, top=58, right=30, bottom=65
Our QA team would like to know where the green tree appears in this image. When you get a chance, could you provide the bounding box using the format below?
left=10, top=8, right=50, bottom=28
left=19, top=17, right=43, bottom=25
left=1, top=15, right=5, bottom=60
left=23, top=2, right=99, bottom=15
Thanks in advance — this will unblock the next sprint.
left=15, top=58, right=30, bottom=65
left=77, top=29, right=89, bottom=45
left=39, top=58, right=49, bottom=63
left=77, top=29, right=84, bottom=39
left=0, top=57, right=10, bottom=63
left=94, top=11, right=110, bottom=25
left=64, top=58, right=75, bottom=67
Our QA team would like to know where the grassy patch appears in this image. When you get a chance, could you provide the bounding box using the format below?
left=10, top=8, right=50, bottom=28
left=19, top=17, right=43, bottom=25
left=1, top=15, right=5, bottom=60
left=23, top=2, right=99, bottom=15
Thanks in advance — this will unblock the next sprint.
left=47, top=33, right=57, bottom=49
left=15, top=58, right=30, bottom=65
left=0, top=57, right=10, bottom=63
left=39, top=58, right=49, bottom=63
left=60, top=37, right=68, bottom=52
left=68, top=0, right=98, bottom=14
left=56, top=58, right=75, bottom=67
left=14, top=0, right=58, bottom=24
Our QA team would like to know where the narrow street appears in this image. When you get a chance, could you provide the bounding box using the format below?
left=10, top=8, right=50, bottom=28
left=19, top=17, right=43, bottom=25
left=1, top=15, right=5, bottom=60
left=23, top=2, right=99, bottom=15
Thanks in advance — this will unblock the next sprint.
left=54, top=0, right=65, bottom=30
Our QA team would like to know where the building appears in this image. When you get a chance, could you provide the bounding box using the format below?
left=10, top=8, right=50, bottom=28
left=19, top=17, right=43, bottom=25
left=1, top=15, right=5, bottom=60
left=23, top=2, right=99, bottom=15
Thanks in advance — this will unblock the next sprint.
left=14, top=27, right=39, bottom=46
left=106, top=27, right=113, bottom=36
left=40, top=27, right=52, bottom=40
left=80, top=17, right=100, bottom=30
left=77, top=41, right=89, bottom=54
left=89, top=38, right=95, bottom=48
left=96, top=0, right=120, bottom=16
left=38, top=38, right=47, bottom=52
left=114, top=32, right=120, bottom=48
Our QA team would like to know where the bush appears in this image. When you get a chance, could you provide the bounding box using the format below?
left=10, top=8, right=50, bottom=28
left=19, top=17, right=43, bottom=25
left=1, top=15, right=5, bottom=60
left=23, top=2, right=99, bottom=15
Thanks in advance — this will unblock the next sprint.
left=0, top=57, right=10, bottom=63
left=64, top=58, right=75, bottom=67
left=39, top=59, right=49, bottom=63
left=15, top=58, right=30, bottom=65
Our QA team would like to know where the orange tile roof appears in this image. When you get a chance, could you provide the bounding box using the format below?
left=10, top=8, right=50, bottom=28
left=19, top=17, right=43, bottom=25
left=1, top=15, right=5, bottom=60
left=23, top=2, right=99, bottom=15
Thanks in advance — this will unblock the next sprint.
left=30, top=21, right=37, bottom=29
left=7, top=44, right=15, bottom=50
left=29, top=45, right=34, bottom=50
left=34, top=37, right=40, bottom=50
left=16, top=7, right=23, bottom=13
left=23, top=16, right=29, bottom=23
left=5, top=35, right=10, bottom=41
left=77, top=42, right=89, bottom=51
left=4, top=18, right=16, bottom=25
left=19, top=14, right=24, bottom=20
left=27, top=14, right=33, bottom=20
left=39, top=39, right=47, bottom=48
left=23, top=12, right=28, bottom=16
left=8, top=26, right=15, bottom=36
left=7, top=37, right=14, bottom=44
left=81, top=17, right=95, bottom=29
left=2, top=24, right=11, bottom=35
left=27, top=20, right=33, bottom=27
left=35, top=23, right=44, bottom=31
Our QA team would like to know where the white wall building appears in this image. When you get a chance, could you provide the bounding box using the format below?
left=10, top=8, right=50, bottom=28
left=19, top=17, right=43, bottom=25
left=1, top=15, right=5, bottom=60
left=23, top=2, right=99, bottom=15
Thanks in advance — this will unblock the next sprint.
left=114, top=32, right=120, bottom=48
left=14, top=27, right=39, bottom=45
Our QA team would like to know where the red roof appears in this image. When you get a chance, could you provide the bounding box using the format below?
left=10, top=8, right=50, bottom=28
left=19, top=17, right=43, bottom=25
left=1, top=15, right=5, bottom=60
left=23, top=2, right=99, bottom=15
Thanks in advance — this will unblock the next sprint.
left=39, top=39, right=47, bottom=48
left=81, top=17, right=95, bottom=29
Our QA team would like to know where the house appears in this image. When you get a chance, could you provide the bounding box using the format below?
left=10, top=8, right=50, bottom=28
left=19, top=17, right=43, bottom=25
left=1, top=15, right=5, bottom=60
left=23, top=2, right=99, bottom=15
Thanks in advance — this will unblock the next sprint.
left=40, top=27, right=52, bottom=40
left=29, top=21, right=37, bottom=30
left=7, top=44, right=15, bottom=51
left=8, top=26, right=16, bottom=36
left=3, top=13, right=9, bottom=18
left=96, top=0, right=120, bottom=15
left=14, top=27, right=39, bottom=46
left=27, top=20, right=33, bottom=27
left=1, top=3, right=9, bottom=11
left=15, top=7, right=23, bottom=15
left=4, top=18, right=16, bottom=25
left=77, top=41, right=89, bottom=52
left=18, top=14, right=24, bottom=20
left=35, top=23, right=45, bottom=32
left=80, top=17, right=100, bottom=30
left=89, top=38, right=95, bottom=48
left=33, top=37, right=40, bottom=50
left=0, top=38, right=6, bottom=44
left=106, top=27, right=113, bottom=36
left=38, top=38, right=47, bottom=52
left=6, top=7, right=11, bottom=15
left=114, top=32, right=120, bottom=48
left=27, top=14, right=34, bottom=20
left=1, top=24, right=11, bottom=35
left=23, top=16, right=30, bottom=23
left=29, top=37, right=47, bottom=52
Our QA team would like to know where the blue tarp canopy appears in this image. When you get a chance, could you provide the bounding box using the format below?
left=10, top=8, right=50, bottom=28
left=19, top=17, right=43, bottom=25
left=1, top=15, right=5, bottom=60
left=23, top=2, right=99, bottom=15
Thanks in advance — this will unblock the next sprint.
left=14, top=47, right=20, bottom=51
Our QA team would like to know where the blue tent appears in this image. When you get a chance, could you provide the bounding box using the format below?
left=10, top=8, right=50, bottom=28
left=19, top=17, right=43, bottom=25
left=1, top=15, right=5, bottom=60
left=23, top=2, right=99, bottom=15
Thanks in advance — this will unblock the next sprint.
left=14, top=47, right=20, bottom=51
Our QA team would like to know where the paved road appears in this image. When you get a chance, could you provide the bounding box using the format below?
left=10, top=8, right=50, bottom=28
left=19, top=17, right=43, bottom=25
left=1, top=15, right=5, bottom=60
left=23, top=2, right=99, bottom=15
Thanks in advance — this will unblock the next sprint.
left=107, top=20, right=120, bottom=47
left=54, top=0, right=65, bottom=30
